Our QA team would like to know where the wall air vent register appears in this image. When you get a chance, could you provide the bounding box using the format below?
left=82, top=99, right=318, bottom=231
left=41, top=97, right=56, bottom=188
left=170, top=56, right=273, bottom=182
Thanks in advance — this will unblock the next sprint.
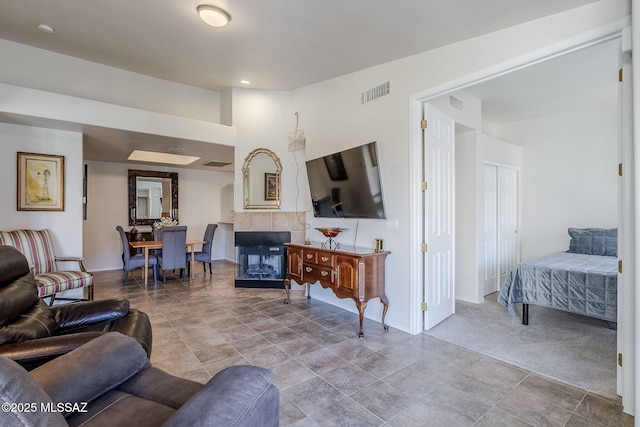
left=361, top=81, right=391, bottom=104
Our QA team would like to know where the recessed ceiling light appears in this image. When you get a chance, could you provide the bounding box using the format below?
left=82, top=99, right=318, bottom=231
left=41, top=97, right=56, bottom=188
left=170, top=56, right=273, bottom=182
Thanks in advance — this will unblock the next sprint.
left=38, top=24, right=54, bottom=34
left=197, top=5, right=231, bottom=27
left=128, top=150, right=200, bottom=165
left=240, top=80, right=251, bottom=85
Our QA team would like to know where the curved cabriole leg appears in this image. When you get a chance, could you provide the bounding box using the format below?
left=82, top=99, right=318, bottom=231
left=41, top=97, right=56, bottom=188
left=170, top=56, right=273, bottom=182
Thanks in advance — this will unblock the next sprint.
left=284, top=278, right=290, bottom=304
left=380, top=294, right=389, bottom=331
left=356, top=300, right=367, bottom=338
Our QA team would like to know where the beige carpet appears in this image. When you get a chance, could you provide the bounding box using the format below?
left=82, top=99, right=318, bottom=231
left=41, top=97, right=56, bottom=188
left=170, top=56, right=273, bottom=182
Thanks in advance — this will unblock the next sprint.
left=425, top=293, right=617, bottom=400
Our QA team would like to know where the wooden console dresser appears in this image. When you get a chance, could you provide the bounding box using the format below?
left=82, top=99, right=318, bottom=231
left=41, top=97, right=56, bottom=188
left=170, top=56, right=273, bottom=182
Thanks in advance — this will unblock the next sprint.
left=284, top=242, right=390, bottom=337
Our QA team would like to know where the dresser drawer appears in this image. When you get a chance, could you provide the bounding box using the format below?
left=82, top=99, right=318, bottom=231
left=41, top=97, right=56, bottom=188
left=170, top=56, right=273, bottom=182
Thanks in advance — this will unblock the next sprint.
left=302, top=250, right=317, bottom=264
left=302, top=249, right=334, bottom=267
left=316, top=252, right=333, bottom=267
left=302, top=263, right=333, bottom=284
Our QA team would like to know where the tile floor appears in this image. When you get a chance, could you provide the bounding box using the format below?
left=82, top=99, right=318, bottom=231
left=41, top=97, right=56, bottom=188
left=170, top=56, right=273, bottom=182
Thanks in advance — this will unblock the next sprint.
left=93, top=260, right=633, bottom=427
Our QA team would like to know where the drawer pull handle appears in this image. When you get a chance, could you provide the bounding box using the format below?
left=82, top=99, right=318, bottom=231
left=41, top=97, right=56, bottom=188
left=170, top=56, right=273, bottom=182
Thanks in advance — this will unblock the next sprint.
left=306, top=254, right=313, bottom=259
left=321, top=256, right=329, bottom=262
left=305, top=267, right=313, bottom=272
left=321, top=271, right=329, bottom=277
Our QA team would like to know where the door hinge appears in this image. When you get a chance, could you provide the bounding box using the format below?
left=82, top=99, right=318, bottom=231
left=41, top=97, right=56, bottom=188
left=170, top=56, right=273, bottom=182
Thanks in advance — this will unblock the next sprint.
left=618, top=353, right=623, bottom=367
left=421, top=119, right=428, bottom=129
left=618, top=260, right=622, bottom=274
left=619, top=163, right=623, bottom=177
left=421, top=302, right=428, bottom=311
left=619, top=68, right=623, bottom=82
left=422, top=181, right=428, bottom=191
left=421, top=243, right=428, bottom=252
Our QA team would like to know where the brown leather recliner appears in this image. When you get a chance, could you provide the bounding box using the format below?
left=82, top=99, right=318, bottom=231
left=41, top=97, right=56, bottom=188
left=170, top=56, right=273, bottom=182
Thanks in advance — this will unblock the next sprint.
left=0, top=245, right=152, bottom=370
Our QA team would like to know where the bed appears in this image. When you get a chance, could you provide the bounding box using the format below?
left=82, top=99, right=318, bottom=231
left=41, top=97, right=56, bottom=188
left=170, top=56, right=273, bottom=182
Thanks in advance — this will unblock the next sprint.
left=497, top=228, right=618, bottom=325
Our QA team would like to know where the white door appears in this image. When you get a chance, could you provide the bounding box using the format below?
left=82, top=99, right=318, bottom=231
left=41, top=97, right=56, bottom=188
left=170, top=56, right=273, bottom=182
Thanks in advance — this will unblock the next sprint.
left=423, top=104, right=455, bottom=330
left=618, top=42, right=633, bottom=411
left=497, top=167, right=519, bottom=286
left=481, top=164, right=518, bottom=296
left=481, top=165, right=498, bottom=296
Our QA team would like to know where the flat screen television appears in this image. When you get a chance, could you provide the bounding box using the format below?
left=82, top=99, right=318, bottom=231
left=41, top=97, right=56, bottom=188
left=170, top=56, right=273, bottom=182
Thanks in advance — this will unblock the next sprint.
left=306, top=141, right=386, bottom=219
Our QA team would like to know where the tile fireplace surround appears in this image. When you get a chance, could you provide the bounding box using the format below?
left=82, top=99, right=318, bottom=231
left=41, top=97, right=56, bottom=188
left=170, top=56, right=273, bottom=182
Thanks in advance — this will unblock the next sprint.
left=234, top=212, right=307, bottom=244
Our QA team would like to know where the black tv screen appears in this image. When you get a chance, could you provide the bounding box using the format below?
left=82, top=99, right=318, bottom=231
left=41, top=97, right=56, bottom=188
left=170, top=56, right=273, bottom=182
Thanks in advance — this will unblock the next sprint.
left=306, top=141, right=386, bottom=219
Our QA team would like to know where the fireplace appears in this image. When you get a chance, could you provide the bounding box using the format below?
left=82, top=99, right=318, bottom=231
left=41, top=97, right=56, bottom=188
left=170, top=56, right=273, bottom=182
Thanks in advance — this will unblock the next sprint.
left=234, top=231, right=290, bottom=288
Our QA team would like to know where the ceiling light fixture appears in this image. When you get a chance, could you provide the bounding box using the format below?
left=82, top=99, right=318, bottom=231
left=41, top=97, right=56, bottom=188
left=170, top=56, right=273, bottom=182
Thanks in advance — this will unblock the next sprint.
left=240, top=80, right=251, bottom=85
left=128, top=150, right=200, bottom=165
left=197, top=5, right=231, bottom=27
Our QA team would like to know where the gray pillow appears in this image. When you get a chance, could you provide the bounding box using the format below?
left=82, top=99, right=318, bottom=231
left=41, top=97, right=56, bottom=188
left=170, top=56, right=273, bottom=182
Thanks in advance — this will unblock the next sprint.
left=567, top=228, right=617, bottom=256
left=0, top=356, right=66, bottom=427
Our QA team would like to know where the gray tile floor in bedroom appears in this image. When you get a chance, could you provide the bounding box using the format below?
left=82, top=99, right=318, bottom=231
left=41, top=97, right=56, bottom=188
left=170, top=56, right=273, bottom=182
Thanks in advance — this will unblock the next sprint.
left=93, top=261, right=632, bottom=427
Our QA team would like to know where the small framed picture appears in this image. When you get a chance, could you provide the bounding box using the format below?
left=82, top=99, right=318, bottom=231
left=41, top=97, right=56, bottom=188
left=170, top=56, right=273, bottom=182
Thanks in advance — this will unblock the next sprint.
left=265, top=173, right=278, bottom=201
left=17, top=152, right=65, bottom=211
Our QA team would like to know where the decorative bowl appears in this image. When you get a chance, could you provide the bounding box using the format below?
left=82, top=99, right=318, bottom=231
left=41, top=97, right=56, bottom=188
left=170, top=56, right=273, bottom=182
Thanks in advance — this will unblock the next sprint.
left=315, top=227, right=347, bottom=238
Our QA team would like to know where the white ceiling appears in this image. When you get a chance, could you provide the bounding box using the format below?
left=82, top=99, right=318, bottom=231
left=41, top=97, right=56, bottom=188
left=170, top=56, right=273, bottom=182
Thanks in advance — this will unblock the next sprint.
left=461, top=38, right=619, bottom=126
left=0, top=0, right=608, bottom=168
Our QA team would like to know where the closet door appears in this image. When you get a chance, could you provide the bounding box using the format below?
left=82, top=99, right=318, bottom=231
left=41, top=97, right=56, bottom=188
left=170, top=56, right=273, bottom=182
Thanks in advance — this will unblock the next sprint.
left=481, top=164, right=518, bottom=296
left=481, top=165, right=498, bottom=296
left=497, top=167, right=518, bottom=286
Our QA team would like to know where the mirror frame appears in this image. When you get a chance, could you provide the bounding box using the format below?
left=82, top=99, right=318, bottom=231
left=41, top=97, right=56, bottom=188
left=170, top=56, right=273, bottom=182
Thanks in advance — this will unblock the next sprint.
left=242, top=148, right=282, bottom=209
left=128, top=170, right=179, bottom=226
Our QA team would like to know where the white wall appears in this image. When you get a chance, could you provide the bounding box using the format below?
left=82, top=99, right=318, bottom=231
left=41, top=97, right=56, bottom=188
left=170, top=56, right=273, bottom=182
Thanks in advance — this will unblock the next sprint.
left=429, top=91, right=482, bottom=132
left=454, top=131, right=523, bottom=304
left=290, top=0, right=629, bottom=333
left=84, top=161, right=233, bottom=271
left=496, top=103, right=619, bottom=260
left=455, top=131, right=479, bottom=302
left=0, top=39, right=221, bottom=123
left=0, top=123, right=84, bottom=256
left=230, top=88, right=307, bottom=214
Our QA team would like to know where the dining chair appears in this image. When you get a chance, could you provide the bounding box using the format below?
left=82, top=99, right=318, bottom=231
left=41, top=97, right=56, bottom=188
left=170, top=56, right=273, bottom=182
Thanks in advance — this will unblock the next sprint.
left=187, top=223, right=218, bottom=276
left=116, top=225, right=157, bottom=285
left=157, top=226, right=188, bottom=283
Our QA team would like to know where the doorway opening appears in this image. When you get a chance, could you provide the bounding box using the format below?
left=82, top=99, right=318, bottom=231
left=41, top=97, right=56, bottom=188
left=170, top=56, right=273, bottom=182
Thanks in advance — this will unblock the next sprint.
left=414, top=34, right=625, bottom=401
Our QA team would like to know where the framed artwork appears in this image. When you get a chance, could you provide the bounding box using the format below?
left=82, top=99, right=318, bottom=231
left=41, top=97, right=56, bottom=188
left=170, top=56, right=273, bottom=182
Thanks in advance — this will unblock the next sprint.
left=323, top=153, right=348, bottom=181
left=17, top=152, right=65, bottom=211
left=264, top=173, right=278, bottom=201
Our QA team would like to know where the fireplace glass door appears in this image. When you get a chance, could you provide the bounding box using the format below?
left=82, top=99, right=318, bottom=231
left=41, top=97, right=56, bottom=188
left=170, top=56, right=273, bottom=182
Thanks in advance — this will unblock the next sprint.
left=234, top=231, right=290, bottom=288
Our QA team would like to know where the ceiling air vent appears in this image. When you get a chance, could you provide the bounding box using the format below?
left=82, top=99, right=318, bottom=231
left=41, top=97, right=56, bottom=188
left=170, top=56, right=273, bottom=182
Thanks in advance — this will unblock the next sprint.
left=449, top=95, right=464, bottom=111
left=202, top=160, right=232, bottom=168
left=361, top=81, right=391, bottom=104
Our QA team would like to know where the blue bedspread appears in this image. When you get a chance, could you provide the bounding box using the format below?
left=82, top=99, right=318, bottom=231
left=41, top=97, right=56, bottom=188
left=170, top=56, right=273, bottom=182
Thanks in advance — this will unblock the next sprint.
left=498, top=252, right=617, bottom=322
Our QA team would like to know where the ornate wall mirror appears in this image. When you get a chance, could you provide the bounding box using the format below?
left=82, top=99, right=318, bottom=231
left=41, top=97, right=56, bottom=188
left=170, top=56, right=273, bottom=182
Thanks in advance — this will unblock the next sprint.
left=242, top=148, right=282, bottom=209
left=128, top=170, right=179, bottom=226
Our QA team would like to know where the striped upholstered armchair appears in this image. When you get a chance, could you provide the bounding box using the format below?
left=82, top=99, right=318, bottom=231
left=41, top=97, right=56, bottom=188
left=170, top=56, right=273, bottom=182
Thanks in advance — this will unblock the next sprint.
left=0, top=229, right=93, bottom=305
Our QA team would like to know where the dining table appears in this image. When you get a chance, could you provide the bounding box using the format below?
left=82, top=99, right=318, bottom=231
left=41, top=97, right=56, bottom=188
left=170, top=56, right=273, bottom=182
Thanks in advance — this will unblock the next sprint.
left=129, top=239, right=206, bottom=285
